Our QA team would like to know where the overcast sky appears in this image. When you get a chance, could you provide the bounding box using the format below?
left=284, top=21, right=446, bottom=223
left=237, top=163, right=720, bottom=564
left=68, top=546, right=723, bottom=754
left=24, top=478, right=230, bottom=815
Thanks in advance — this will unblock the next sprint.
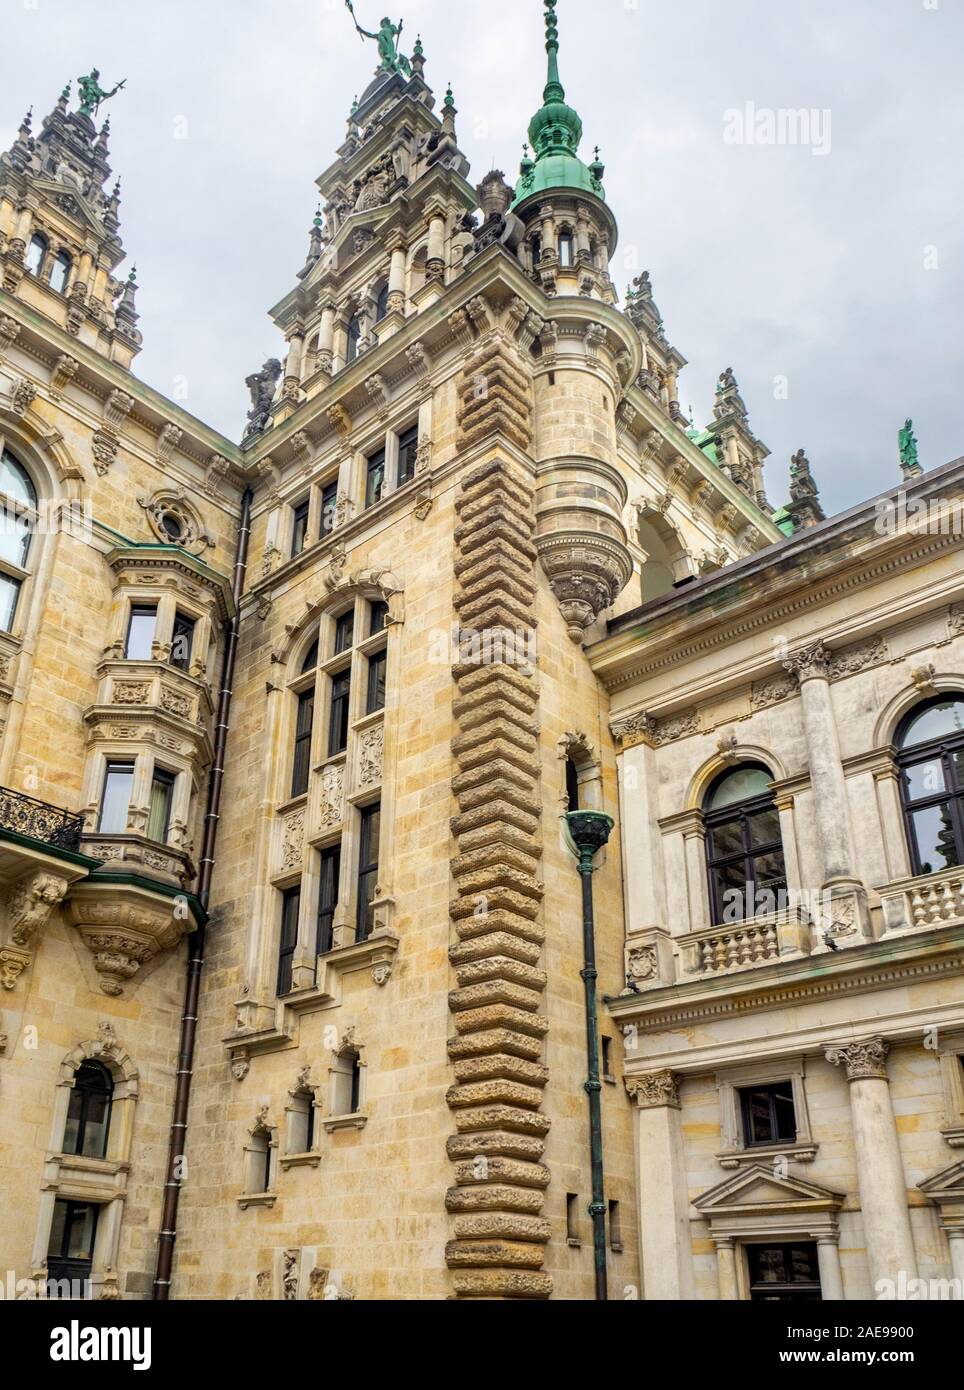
left=2, top=0, right=960, bottom=514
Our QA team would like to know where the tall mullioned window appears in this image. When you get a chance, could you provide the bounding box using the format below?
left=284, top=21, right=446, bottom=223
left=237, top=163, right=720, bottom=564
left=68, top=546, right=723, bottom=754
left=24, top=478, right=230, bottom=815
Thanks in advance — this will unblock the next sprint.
left=897, top=695, right=964, bottom=876
left=0, top=447, right=39, bottom=634
left=276, top=595, right=391, bottom=992
left=703, top=764, right=787, bottom=925
left=63, top=1061, right=114, bottom=1159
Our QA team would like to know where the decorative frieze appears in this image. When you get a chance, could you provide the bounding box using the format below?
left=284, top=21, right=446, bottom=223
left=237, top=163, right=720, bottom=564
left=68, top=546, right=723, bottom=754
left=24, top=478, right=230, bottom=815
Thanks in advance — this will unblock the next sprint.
left=828, top=635, right=888, bottom=679
left=751, top=671, right=797, bottom=710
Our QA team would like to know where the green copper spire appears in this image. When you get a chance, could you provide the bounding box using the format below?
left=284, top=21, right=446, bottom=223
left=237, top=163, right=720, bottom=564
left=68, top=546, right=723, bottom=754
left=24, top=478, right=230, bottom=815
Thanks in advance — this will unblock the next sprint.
left=513, top=1, right=604, bottom=206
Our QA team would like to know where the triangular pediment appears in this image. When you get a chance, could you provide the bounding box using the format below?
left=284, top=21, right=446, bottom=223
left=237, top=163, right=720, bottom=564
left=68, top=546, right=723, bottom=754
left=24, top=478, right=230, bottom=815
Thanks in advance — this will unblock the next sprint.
left=919, top=1157, right=964, bottom=1198
left=695, top=1163, right=844, bottom=1215
left=32, top=178, right=108, bottom=237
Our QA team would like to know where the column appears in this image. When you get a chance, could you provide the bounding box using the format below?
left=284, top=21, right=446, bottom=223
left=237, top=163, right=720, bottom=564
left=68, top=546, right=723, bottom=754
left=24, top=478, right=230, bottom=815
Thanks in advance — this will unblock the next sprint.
left=785, top=642, right=870, bottom=940
left=816, top=1236, right=845, bottom=1301
left=539, top=203, right=556, bottom=258
left=627, top=1071, right=696, bottom=1299
left=283, top=328, right=304, bottom=399
left=825, top=1037, right=918, bottom=1291
left=946, top=1228, right=964, bottom=1293
left=426, top=213, right=445, bottom=282
left=714, top=1238, right=739, bottom=1301
left=317, top=303, right=335, bottom=375
left=682, top=813, right=710, bottom=932
left=575, top=205, right=591, bottom=259
left=387, top=243, right=406, bottom=316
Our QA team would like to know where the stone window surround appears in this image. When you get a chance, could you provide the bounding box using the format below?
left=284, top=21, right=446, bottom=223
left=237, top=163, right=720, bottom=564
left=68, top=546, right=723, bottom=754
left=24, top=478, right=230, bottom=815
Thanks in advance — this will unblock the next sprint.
left=937, top=1026, right=964, bottom=1148
left=107, top=584, right=213, bottom=679
left=281, top=1069, right=322, bottom=1169
left=276, top=411, right=430, bottom=560
left=29, top=1030, right=138, bottom=1297
left=713, top=1216, right=843, bottom=1303
left=81, top=745, right=193, bottom=850
left=239, top=1111, right=278, bottom=1208
left=269, top=595, right=389, bottom=997
left=715, top=1055, right=818, bottom=1168
left=325, top=1031, right=368, bottom=1132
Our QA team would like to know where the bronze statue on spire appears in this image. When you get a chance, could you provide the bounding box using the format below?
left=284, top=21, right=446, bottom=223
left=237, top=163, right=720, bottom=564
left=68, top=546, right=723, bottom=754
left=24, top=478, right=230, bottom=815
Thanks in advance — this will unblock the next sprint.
left=76, top=69, right=126, bottom=118
left=345, top=3, right=411, bottom=76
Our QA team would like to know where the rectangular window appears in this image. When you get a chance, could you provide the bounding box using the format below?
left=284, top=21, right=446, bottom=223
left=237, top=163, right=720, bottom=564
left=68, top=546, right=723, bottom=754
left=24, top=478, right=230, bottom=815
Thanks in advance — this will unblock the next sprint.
left=0, top=573, right=22, bottom=633
left=334, top=610, right=355, bottom=655
left=370, top=600, right=389, bottom=636
left=291, top=499, right=310, bottom=558
left=99, top=762, right=134, bottom=834
left=146, top=768, right=175, bottom=843
left=277, top=885, right=301, bottom=996
left=601, top=1035, right=613, bottom=1080
left=566, top=1193, right=580, bottom=1245
left=315, top=845, right=341, bottom=956
left=747, top=1242, right=821, bottom=1301
left=291, top=688, right=315, bottom=798
left=366, top=649, right=387, bottom=715
left=46, top=1199, right=100, bottom=1285
left=356, top=803, right=381, bottom=941
left=739, top=1083, right=797, bottom=1146
left=170, top=611, right=196, bottom=672
left=397, top=425, right=419, bottom=487
left=125, top=605, right=157, bottom=661
left=321, top=481, right=338, bottom=537
left=365, top=448, right=386, bottom=509
left=328, top=669, right=351, bottom=757
left=608, top=1199, right=623, bottom=1252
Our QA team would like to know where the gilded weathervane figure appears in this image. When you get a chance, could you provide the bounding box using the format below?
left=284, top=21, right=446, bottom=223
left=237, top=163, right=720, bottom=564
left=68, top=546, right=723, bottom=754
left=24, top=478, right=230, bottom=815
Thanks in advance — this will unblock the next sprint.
left=344, top=2, right=412, bottom=76
left=76, top=68, right=127, bottom=117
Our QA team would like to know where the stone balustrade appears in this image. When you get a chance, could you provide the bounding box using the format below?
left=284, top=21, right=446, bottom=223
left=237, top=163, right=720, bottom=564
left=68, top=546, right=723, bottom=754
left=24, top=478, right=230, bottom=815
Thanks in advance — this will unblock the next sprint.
left=677, top=906, right=812, bottom=980
left=880, top=866, right=964, bottom=937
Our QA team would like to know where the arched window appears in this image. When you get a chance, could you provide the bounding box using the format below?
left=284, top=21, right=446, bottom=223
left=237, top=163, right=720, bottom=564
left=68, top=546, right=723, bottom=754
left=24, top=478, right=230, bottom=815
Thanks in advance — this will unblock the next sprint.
left=565, top=756, right=580, bottom=811
left=530, top=234, right=542, bottom=271
left=704, top=763, right=787, bottom=925
left=897, top=695, right=964, bottom=876
left=49, top=251, right=71, bottom=294
left=63, top=1060, right=114, bottom=1159
left=0, top=447, right=39, bottom=634
left=558, top=230, right=575, bottom=268
left=26, top=233, right=47, bottom=277
left=345, top=314, right=361, bottom=364
left=374, top=283, right=389, bottom=323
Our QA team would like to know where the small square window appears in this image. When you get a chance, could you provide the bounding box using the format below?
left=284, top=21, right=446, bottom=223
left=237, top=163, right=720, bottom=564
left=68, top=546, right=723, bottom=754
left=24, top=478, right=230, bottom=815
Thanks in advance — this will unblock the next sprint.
left=739, top=1083, right=797, bottom=1147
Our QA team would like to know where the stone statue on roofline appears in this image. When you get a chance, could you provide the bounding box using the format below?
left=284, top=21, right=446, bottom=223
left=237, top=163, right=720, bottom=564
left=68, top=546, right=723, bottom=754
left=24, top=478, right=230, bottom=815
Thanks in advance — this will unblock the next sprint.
left=898, top=418, right=922, bottom=479
left=243, top=359, right=282, bottom=442
left=76, top=69, right=126, bottom=118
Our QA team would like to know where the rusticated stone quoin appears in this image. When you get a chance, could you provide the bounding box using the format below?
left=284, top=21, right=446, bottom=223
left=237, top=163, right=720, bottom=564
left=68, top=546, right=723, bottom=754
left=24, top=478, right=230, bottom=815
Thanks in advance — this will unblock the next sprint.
left=446, top=450, right=550, bottom=1298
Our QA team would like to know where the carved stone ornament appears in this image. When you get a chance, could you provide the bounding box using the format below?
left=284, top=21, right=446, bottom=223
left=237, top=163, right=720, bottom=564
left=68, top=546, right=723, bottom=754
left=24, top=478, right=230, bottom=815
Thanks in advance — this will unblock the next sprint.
left=138, top=490, right=211, bottom=554
left=825, top=1036, right=889, bottom=1082
left=91, top=430, right=119, bottom=476
left=626, top=944, right=658, bottom=984
left=11, top=377, right=37, bottom=416
left=66, top=890, right=193, bottom=996
left=751, top=672, right=797, bottom=710
left=783, top=642, right=832, bottom=684
left=609, top=709, right=656, bottom=749
left=625, top=1069, right=681, bottom=1109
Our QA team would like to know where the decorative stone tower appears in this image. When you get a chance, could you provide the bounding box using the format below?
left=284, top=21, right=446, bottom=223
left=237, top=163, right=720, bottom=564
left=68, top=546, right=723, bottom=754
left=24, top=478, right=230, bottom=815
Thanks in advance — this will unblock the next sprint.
left=0, top=75, right=141, bottom=365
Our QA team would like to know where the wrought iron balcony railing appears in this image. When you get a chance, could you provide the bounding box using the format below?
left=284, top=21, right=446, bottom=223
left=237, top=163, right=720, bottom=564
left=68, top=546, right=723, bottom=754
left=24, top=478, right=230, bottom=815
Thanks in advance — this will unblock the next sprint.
left=0, top=785, right=85, bottom=853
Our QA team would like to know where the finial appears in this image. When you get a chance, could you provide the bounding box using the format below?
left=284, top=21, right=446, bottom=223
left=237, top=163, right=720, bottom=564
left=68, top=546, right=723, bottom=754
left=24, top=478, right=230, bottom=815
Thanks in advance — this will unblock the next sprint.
left=542, top=0, right=564, bottom=103
left=313, top=205, right=323, bottom=228
left=128, top=264, right=137, bottom=284
left=444, top=82, right=454, bottom=107
left=58, top=82, right=71, bottom=110
left=20, top=107, right=33, bottom=135
left=414, top=34, right=423, bottom=58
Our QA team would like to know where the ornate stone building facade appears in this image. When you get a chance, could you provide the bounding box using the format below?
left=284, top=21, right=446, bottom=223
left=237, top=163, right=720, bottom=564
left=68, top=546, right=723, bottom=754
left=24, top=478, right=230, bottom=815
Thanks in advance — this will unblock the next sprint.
left=0, top=7, right=959, bottom=1301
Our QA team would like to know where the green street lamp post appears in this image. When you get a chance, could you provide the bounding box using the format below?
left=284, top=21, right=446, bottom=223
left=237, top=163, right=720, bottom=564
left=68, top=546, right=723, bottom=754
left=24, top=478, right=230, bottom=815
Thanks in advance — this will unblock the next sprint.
left=565, top=808, right=614, bottom=1302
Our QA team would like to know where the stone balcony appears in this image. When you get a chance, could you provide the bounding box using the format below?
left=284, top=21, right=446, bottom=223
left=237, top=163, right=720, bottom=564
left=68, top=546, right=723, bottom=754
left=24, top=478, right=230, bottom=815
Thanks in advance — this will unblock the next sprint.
left=624, top=906, right=814, bottom=991
left=880, top=866, right=964, bottom=938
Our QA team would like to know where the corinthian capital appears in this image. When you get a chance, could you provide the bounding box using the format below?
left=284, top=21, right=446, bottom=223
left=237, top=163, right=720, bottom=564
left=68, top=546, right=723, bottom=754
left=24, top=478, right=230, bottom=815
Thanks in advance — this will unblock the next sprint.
left=626, top=1069, right=680, bottom=1109
left=783, top=642, right=832, bottom=684
left=825, top=1036, right=889, bottom=1082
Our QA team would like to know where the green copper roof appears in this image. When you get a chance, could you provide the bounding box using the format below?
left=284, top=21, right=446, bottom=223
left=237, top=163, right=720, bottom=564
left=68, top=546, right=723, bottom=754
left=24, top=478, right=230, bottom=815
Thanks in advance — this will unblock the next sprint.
left=771, top=505, right=796, bottom=537
left=513, top=1, right=605, bottom=207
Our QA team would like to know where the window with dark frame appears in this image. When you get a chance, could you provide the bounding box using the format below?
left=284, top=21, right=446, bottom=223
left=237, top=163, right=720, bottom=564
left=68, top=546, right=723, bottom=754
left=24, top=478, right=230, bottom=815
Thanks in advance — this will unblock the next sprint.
left=146, top=767, right=175, bottom=844
left=356, top=803, right=381, bottom=941
left=349, top=1052, right=362, bottom=1113
left=346, top=314, right=361, bottom=363
left=291, top=498, right=310, bottom=558
left=334, top=610, right=355, bottom=655
left=125, top=604, right=157, bottom=661
left=99, top=761, right=134, bottom=834
left=739, top=1082, right=797, bottom=1146
left=315, top=844, right=341, bottom=957
left=277, top=885, right=301, bottom=996
left=170, top=611, right=196, bottom=672
left=370, top=600, right=389, bottom=636
left=566, top=1193, right=580, bottom=1244
left=397, top=424, right=420, bottom=487
left=46, top=1199, right=100, bottom=1287
left=896, top=695, right=964, bottom=876
left=328, top=669, right=351, bottom=757
left=366, top=648, right=387, bottom=715
left=365, top=447, right=386, bottom=509
left=291, top=688, right=315, bottom=798
left=558, top=231, right=575, bottom=267
left=566, top=756, right=580, bottom=811
left=704, top=763, right=787, bottom=926
left=608, top=1199, right=623, bottom=1251
left=374, top=284, right=390, bottom=322
left=747, top=1242, right=821, bottom=1301
left=63, top=1061, right=114, bottom=1159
